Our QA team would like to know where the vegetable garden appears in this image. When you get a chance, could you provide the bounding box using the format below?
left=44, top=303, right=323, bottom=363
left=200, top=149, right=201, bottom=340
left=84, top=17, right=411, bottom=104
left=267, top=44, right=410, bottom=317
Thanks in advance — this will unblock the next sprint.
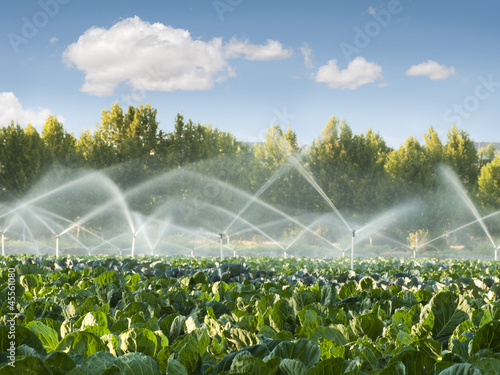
left=1, top=255, right=500, bottom=374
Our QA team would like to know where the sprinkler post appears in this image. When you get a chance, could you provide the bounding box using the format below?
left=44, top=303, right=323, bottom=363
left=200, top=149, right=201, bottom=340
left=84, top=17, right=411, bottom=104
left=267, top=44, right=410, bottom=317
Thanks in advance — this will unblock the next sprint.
left=284, top=250, right=287, bottom=258
left=1, top=231, right=4, bottom=256
left=131, top=232, right=137, bottom=258
left=55, top=233, right=60, bottom=259
left=351, top=229, right=356, bottom=270
left=218, top=233, right=224, bottom=261
left=496, top=245, right=499, bottom=261
left=414, top=233, right=418, bottom=259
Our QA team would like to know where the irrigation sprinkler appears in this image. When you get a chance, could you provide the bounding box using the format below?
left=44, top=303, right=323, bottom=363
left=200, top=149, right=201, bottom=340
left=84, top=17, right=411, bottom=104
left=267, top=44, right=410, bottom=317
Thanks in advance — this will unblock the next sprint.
left=218, top=233, right=224, bottom=261
left=55, top=233, right=60, bottom=259
left=131, top=232, right=137, bottom=258
left=351, top=229, right=356, bottom=270
left=414, top=233, right=418, bottom=259
left=496, top=245, right=499, bottom=261
left=1, top=231, right=4, bottom=256
left=283, top=250, right=287, bottom=258
left=190, top=249, right=194, bottom=257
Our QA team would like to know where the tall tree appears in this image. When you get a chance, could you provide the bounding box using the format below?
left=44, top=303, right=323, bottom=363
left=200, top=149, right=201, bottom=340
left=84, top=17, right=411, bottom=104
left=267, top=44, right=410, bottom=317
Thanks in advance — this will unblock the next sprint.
left=477, top=155, right=500, bottom=209
left=309, top=117, right=392, bottom=217
left=443, top=125, right=479, bottom=188
left=42, top=115, right=78, bottom=167
left=77, top=129, right=118, bottom=169
left=100, top=103, right=165, bottom=161
left=0, top=122, right=50, bottom=198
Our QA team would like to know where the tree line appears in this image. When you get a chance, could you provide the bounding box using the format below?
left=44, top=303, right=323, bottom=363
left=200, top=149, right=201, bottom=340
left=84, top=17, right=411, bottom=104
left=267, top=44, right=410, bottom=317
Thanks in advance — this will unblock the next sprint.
left=1, top=103, right=499, bottom=239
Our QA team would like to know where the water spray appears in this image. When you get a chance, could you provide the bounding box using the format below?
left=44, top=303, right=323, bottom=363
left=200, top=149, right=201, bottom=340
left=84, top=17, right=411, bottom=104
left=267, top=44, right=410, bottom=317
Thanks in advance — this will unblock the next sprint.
left=351, top=229, right=356, bottom=270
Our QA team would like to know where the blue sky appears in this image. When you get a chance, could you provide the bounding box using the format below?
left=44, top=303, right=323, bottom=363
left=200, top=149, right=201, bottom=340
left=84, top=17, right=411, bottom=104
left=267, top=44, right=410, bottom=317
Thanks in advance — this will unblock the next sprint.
left=1, top=0, right=499, bottom=148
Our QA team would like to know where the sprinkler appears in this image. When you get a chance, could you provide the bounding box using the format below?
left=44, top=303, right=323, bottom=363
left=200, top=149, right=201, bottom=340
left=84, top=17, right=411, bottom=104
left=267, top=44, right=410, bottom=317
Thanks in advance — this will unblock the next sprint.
left=351, top=229, right=356, bottom=271
left=283, top=250, right=287, bottom=258
left=496, top=245, right=499, bottom=261
left=218, top=232, right=224, bottom=261
left=414, top=232, right=419, bottom=259
left=131, top=232, right=137, bottom=258
left=1, top=230, right=5, bottom=256
left=190, top=249, right=194, bottom=258
left=55, top=233, right=60, bottom=259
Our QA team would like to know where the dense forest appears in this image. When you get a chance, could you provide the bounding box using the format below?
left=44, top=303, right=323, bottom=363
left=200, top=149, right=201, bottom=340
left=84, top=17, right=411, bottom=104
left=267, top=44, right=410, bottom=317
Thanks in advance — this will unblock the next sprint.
left=0, top=103, right=499, bottom=241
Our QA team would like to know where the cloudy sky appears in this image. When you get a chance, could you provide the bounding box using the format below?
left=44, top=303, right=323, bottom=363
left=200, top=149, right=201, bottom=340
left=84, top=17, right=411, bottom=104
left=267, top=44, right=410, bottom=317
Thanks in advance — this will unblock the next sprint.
left=1, top=0, right=499, bottom=147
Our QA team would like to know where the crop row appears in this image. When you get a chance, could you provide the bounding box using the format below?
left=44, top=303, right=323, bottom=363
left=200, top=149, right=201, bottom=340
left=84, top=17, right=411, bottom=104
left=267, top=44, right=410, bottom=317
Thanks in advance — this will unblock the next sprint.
left=0, top=255, right=499, bottom=374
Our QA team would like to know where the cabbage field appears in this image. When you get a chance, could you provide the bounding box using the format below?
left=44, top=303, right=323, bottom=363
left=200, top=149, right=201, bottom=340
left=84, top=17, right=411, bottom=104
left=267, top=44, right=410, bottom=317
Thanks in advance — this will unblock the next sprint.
left=1, top=255, right=500, bottom=374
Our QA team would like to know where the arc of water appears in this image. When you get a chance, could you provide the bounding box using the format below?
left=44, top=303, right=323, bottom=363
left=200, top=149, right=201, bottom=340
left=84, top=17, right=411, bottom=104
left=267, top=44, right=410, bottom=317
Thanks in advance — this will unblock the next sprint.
left=420, top=210, right=500, bottom=249
left=291, top=156, right=353, bottom=233
left=59, top=180, right=135, bottom=237
left=442, top=167, right=497, bottom=258
left=0, top=172, right=103, bottom=220
left=224, top=160, right=294, bottom=234
left=377, top=234, right=414, bottom=250
left=186, top=198, right=285, bottom=250
left=285, top=213, right=343, bottom=252
left=35, top=206, right=120, bottom=252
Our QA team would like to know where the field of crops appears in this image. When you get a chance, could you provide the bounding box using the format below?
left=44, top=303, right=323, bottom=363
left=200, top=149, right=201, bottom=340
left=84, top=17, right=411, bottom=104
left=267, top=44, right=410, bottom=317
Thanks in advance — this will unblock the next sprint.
left=1, top=255, right=500, bottom=375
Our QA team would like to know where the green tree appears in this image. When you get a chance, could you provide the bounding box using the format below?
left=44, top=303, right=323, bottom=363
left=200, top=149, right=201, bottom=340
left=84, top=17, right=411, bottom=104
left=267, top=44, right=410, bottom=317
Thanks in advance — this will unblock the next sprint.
left=478, top=144, right=497, bottom=166
left=42, top=115, right=78, bottom=166
left=309, top=117, right=392, bottom=217
left=385, top=136, right=432, bottom=191
left=0, top=122, right=50, bottom=198
left=100, top=103, right=165, bottom=161
left=77, top=129, right=118, bottom=169
left=477, top=155, right=500, bottom=208
left=443, top=125, right=479, bottom=187
left=167, top=113, right=242, bottom=167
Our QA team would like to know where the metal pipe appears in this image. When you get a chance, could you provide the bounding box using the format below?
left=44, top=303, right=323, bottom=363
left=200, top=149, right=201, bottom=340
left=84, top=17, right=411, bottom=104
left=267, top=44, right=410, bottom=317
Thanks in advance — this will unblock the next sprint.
left=131, top=232, right=136, bottom=257
left=351, top=230, right=356, bottom=270
left=218, top=233, right=224, bottom=261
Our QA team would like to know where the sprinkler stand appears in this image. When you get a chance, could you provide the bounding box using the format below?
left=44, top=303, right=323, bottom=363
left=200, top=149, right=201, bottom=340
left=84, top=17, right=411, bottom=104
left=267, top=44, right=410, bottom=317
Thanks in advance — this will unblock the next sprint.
left=55, top=234, right=60, bottom=259
left=351, top=230, right=356, bottom=270
left=218, top=233, right=224, bottom=261
left=131, top=232, right=137, bottom=258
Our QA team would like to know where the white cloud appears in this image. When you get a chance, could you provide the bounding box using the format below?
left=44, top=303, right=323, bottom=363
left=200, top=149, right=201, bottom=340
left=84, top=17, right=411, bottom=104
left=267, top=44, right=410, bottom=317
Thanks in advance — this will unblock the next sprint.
left=49, top=37, right=58, bottom=44
left=315, top=56, right=383, bottom=89
left=224, top=38, right=293, bottom=60
left=300, top=42, right=313, bottom=69
left=368, top=6, right=377, bottom=15
left=62, top=16, right=292, bottom=96
left=405, top=60, right=456, bottom=80
left=0, top=92, right=65, bottom=127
